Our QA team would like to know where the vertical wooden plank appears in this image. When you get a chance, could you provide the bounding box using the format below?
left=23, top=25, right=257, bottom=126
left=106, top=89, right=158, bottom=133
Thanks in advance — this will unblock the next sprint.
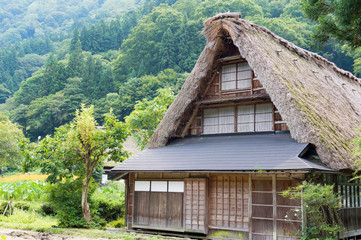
left=197, top=180, right=200, bottom=230
left=249, top=174, right=252, bottom=239
left=219, top=67, right=222, bottom=98
left=272, top=175, right=277, bottom=240
left=272, top=104, right=275, bottom=131
left=222, top=175, right=224, bottom=227
left=250, top=70, right=253, bottom=94
left=235, top=175, right=238, bottom=228
left=234, top=105, right=237, bottom=132
left=124, top=175, right=129, bottom=227
left=235, top=62, right=238, bottom=90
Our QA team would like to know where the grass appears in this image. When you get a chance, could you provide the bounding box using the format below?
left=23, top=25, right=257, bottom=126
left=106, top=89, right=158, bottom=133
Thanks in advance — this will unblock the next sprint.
left=0, top=174, right=49, bottom=183
left=0, top=209, right=57, bottom=232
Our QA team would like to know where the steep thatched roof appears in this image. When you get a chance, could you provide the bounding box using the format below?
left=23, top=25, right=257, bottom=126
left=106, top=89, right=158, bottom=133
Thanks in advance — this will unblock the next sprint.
left=147, top=12, right=361, bottom=170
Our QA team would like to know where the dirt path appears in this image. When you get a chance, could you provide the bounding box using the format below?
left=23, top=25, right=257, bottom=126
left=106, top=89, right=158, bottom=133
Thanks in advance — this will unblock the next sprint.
left=0, top=229, right=111, bottom=240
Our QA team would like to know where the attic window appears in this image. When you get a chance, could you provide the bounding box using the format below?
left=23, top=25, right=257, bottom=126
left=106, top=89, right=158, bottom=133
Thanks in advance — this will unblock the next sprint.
left=221, top=62, right=252, bottom=91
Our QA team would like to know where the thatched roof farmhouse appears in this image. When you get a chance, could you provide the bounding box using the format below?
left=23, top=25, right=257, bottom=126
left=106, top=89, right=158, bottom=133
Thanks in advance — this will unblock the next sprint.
left=148, top=12, right=361, bottom=170
left=111, top=13, right=361, bottom=239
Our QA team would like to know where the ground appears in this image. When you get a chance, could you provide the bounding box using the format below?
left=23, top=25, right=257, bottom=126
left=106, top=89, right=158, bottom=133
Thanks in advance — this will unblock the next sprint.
left=0, top=228, right=191, bottom=240
left=0, top=228, right=114, bottom=240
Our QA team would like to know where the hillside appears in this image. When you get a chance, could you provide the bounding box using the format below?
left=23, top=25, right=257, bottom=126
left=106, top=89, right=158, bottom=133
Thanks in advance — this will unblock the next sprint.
left=1, top=0, right=360, bottom=141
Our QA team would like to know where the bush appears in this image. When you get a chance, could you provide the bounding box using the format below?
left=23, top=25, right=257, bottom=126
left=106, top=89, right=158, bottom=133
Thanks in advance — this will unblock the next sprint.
left=13, top=202, right=30, bottom=211
left=281, top=181, right=343, bottom=239
left=39, top=203, right=56, bottom=216
left=92, top=181, right=125, bottom=222
left=46, top=178, right=97, bottom=228
left=107, top=218, right=125, bottom=228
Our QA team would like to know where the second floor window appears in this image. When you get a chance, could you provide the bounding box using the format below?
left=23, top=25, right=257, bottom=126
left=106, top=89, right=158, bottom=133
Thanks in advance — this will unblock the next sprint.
left=221, top=62, right=252, bottom=91
left=203, top=103, right=273, bottom=134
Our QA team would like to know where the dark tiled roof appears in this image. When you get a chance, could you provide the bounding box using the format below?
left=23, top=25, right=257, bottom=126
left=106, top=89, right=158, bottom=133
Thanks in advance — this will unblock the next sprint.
left=111, top=133, right=332, bottom=172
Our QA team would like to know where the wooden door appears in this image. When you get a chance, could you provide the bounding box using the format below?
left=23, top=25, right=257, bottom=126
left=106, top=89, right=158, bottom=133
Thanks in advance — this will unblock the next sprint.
left=133, top=180, right=184, bottom=231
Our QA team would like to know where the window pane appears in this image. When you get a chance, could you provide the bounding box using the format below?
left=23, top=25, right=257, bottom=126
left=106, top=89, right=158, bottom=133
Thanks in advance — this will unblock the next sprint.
left=238, top=105, right=254, bottom=114
left=237, top=70, right=252, bottom=80
left=151, top=181, right=167, bottom=192
left=256, top=122, right=273, bottom=131
left=238, top=123, right=254, bottom=132
left=219, top=124, right=234, bottom=133
left=204, top=108, right=218, bottom=118
left=222, top=64, right=236, bottom=73
left=222, top=64, right=237, bottom=90
left=237, top=62, right=250, bottom=71
left=204, top=117, right=218, bottom=125
left=256, top=103, right=272, bottom=113
left=203, top=125, right=218, bottom=134
left=203, top=107, right=235, bottom=134
left=169, top=181, right=184, bottom=193
left=255, top=113, right=273, bottom=122
left=219, top=107, right=234, bottom=116
left=135, top=181, right=150, bottom=191
left=237, top=79, right=251, bottom=89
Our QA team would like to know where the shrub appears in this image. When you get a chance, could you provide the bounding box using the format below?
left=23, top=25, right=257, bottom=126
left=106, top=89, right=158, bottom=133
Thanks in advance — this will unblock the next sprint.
left=46, top=178, right=97, bottom=228
left=39, top=203, right=56, bottom=216
left=281, top=181, right=343, bottom=239
left=107, top=218, right=125, bottom=228
left=92, top=181, right=125, bottom=222
left=13, top=202, right=30, bottom=211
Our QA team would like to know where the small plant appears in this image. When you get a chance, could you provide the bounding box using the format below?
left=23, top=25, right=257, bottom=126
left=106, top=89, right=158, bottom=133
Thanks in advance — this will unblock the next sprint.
left=107, top=218, right=125, bottom=228
left=281, top=181, right=343, bottom=239
left=0, top=235, right=6, bottom=240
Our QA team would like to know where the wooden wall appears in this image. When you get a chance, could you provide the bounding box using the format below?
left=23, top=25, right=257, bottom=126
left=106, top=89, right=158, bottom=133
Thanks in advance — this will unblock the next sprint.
left=209, top=174, right=249, bottom=232
left=126, top=172, right=303, bottom=239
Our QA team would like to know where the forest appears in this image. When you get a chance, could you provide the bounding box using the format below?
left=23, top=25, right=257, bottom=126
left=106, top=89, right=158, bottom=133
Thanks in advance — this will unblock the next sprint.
left=1, top=0, right=361, bottom=237
left=1, top=0, right=361, bottom=142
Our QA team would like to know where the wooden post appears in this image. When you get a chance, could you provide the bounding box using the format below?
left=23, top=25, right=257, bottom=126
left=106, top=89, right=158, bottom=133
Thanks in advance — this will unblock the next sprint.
left=248, top=174, right=252, bottom=239
left=273, top=175, right=277, bottom=240
left=181, top=105, right=199, bottom=137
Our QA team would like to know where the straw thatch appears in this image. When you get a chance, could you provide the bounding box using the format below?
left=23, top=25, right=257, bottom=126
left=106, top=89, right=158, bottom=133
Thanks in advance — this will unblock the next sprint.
left=147, top=12, right=361, bottom=170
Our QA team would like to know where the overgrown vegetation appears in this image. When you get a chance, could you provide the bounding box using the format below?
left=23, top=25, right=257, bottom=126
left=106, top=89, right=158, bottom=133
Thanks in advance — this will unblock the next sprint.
left=281, top=181, right=343, bottom=239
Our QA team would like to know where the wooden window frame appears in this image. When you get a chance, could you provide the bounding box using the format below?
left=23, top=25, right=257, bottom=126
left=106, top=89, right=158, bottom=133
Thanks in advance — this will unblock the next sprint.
left=220, top=61, right=253, bottom=92
left=202, top=103, right=274, bottom=134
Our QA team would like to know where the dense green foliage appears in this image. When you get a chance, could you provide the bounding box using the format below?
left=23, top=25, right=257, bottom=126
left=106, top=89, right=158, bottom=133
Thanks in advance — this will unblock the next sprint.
left=0, top=114, right=25, bottom=172
left=0, top=181, right=45, bottom=201
left=23, top=105, right=128, bottom=222
left=1, top=0, right=361, bottom=142
left=126, top=88, right=175, bottom=149
left=301, top=0, right=361, bottom=47
left=282, top=181, right=343, bottom=239
left=46, top=179, right=97, bottom=228
left=0, top=0, right=138, bottom=46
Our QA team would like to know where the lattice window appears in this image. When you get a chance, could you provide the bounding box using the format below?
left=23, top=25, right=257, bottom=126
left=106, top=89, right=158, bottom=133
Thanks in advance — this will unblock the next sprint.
left=203, top=104, right=273, bottom=134
left=221, top=62, right=252, bottom=91
left=203, top=107, right=234, bottom=134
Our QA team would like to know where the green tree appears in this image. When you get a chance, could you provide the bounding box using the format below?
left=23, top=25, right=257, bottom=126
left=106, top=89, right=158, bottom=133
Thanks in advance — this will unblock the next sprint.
left=125, top=88, right=175, bottom=149
left=0, top=113, right=25, bottom=175
left=300, top=0, right=361, bottom=47
left=23, top=105, right=129, bottom=222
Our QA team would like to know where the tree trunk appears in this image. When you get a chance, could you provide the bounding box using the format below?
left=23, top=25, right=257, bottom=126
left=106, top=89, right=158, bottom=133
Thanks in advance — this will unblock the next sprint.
left=82, top=178, right=91, bottom=222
